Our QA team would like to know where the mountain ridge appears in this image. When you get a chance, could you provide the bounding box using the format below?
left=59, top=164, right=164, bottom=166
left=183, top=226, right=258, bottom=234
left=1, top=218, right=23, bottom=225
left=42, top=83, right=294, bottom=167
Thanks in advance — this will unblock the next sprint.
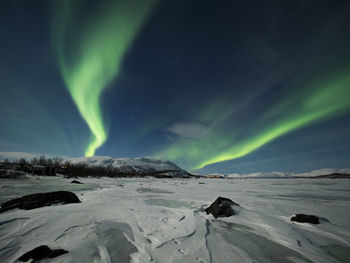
left=65, top=156, right=192, bottom=177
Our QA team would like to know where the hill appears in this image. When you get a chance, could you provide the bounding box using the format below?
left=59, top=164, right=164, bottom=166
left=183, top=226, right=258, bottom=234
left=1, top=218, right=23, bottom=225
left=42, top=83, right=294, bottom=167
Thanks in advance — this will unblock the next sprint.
left=65, top=156, right=191, bottom=177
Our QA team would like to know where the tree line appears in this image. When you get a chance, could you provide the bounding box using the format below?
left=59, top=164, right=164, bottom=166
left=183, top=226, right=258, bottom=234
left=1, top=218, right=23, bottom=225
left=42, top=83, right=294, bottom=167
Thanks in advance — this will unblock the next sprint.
left=1, top=156, right=176, bottom=178
left=9, top=156, right=67, bottom=167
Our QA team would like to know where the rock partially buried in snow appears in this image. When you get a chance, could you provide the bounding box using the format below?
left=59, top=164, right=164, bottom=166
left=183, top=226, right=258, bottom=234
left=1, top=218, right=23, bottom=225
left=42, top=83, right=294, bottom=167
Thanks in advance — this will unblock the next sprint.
left=291, top=214, right=320, bottom=224
left=18, top=245, right=68, bottom=262
left=205, top=197, right=240, bottom=218
left=71, top=180, right=83, bottom=184
left=0, top=191, right=81, bottom=213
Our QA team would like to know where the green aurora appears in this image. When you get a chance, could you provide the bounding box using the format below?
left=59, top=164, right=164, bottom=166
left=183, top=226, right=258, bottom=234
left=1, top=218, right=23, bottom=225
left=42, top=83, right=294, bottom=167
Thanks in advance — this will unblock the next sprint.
left=51, top=0, right=156, bottom=156
left=158, top=70, right=350, bottom=169
left=49, top=1, right=349, bottom=169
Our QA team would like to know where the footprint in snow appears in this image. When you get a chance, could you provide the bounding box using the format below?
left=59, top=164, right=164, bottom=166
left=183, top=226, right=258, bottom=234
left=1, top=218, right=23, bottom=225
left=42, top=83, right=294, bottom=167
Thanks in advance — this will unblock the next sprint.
left=195, top=256, right=207, bottom=263
left=177, top=248, right=185, bottom=254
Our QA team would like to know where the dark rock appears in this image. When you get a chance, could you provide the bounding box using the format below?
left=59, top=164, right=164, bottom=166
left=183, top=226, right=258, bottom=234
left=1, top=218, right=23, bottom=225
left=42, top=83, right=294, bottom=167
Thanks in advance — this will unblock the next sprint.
left=18, top=245, right=68, bottom=262
left=291, top=214, right=320, bottom=224
left=312, top=173, right=350, bottom=179
left=199, top=182, right=206, bottom=184
left=0, top=191, right=81, bottom=213
left=71, top=180, right=83, bottom=184
left=205, top=197, right=240, bottom=218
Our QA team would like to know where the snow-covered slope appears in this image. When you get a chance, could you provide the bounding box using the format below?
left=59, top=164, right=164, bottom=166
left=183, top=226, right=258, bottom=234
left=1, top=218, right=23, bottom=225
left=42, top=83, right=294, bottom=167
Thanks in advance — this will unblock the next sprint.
left=65, top=156, right=190, bottom=177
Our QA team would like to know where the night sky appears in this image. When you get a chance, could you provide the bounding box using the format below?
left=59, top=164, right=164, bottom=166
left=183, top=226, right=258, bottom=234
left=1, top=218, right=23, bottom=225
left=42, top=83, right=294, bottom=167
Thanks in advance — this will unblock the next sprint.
left=1, top=0, right=350, bottom=173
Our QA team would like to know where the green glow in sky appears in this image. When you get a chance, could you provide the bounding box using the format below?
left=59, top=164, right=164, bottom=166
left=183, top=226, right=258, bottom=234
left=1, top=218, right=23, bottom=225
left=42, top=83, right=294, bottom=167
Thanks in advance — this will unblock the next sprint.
left=159, top=70, right=350, bottom=170
left=52, top=0, right=156, bottom=156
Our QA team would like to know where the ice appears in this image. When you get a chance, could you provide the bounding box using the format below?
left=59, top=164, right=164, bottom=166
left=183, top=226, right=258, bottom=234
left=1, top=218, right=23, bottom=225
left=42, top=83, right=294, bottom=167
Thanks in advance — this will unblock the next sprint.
left=144, top=199, right=190, bottom=208
left=0, top=177, right=349, bottom=262
left=136, top=188, right=174, bottom=194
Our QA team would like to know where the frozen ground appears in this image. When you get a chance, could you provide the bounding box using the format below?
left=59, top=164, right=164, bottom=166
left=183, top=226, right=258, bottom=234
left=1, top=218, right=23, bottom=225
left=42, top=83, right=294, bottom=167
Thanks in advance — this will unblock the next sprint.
left=0, top=176, right=349, bottom=263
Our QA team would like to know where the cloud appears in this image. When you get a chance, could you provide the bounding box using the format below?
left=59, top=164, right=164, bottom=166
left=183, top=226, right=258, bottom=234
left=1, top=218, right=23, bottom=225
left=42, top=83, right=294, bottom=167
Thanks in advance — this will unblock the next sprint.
left=168, top=122, right=209, bottom=139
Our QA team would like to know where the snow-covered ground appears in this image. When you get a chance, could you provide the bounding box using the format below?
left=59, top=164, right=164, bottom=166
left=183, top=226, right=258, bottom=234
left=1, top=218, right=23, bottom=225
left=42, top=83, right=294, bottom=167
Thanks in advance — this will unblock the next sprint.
left=0, top=176, right=349, bottom=263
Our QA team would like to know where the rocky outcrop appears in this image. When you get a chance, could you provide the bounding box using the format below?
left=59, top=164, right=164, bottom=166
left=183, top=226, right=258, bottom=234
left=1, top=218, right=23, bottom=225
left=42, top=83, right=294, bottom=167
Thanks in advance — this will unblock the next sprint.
left=18, top=245, right=68, bottom=262
left=0, top=191, right=81, bottom=213
left=205, top=197, right=240, bottom=218
left=291, top=214, right=320, bottom=224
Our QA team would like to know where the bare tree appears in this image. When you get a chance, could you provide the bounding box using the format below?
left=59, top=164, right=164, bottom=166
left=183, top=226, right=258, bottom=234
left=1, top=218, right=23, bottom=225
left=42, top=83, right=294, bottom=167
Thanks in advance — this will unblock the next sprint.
left=53, top=157, right=64, bottom=167
left=31, top=157, right=38, bottom=165
left=18, top=158, right=28, bottom=165
left=38, top=155, right=46, bottom=166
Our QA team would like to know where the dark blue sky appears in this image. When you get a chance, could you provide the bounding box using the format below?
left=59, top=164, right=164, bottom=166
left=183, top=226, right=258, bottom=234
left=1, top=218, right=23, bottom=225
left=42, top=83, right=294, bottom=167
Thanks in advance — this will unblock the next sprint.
left=1, top=0, right=350, bottom=173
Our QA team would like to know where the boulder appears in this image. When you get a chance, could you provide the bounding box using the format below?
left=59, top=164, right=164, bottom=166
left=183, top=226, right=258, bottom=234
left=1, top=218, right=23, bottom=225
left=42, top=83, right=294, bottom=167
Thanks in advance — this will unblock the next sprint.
left=291, top=214, right=320, bottom=224
left=18, top=245, right=68, bottom=262
left=71, top=180, right=83, bottom=184
left=0, top=191, right=81, bottom=213
left=205, top=197, right=240, bottom=218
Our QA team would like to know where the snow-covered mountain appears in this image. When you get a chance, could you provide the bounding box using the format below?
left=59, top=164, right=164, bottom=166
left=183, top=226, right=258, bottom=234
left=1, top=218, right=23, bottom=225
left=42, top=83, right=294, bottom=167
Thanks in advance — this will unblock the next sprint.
left=226, top=168, right=350, bottom=178
left=65, top=156, right=191, bottom=177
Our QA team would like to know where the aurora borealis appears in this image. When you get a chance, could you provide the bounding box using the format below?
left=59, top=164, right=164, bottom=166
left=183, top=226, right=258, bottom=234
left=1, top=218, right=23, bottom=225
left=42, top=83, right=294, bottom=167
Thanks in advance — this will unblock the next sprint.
left=51, top=0, right=157, bottom=156
left=1, top=0, right=350, bottom=173
left=158, top=70, right=350, bottom=169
